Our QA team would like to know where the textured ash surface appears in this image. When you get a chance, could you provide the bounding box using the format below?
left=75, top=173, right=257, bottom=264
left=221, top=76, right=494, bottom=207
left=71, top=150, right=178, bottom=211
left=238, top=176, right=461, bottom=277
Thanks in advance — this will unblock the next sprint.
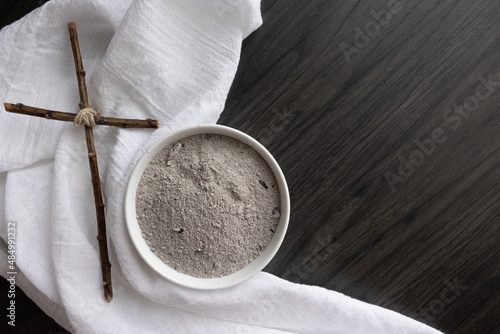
left=136, top=134, right=280, bottom=278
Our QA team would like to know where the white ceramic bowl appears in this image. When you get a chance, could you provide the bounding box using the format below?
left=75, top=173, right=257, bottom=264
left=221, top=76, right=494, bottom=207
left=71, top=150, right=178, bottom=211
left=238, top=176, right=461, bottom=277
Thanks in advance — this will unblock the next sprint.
left=124, top=124, right=290, bottom=290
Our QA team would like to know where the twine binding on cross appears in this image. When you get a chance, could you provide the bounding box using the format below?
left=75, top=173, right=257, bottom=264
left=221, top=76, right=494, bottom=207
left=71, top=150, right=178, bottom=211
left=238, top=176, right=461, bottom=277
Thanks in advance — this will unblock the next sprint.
left=74, top=107, right=98, bottom=127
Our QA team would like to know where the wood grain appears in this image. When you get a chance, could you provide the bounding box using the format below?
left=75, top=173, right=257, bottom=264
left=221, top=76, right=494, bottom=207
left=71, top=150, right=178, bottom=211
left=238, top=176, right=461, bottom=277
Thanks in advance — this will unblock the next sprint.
left=2, top=0, right=500, bottom=333
left=219, top=1, right=500, bottom=333
left=0, top=0, right=48, bottom=28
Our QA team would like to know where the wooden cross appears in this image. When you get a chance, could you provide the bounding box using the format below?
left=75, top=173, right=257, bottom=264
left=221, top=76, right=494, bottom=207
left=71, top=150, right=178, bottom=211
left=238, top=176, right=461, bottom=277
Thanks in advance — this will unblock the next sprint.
left=3, top=22, right=160, bottom=302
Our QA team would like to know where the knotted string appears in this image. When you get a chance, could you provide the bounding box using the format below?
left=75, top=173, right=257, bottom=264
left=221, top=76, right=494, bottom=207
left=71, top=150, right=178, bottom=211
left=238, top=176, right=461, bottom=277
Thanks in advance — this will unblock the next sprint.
left=74, top=107, right=98, bottom=127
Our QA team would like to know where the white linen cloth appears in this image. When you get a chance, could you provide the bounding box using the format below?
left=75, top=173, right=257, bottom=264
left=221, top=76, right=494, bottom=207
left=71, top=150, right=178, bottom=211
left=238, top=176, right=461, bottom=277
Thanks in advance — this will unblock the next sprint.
left=0, top=0, right=443, bottom=333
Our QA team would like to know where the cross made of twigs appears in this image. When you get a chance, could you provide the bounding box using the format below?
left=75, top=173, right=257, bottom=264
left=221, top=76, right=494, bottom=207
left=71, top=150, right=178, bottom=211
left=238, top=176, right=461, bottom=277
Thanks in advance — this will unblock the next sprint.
left=3, top=22, right=160, bottom=302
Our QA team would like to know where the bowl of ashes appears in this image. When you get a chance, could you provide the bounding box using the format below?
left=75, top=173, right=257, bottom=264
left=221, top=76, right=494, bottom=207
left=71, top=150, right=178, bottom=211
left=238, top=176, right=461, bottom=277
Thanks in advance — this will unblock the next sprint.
left=125, top=124, right=290, bottom=289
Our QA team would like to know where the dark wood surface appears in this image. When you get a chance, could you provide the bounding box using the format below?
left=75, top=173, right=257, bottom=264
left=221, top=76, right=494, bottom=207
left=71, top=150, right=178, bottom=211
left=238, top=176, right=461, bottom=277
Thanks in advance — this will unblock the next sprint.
left=2, top=1, right=500, bottom=333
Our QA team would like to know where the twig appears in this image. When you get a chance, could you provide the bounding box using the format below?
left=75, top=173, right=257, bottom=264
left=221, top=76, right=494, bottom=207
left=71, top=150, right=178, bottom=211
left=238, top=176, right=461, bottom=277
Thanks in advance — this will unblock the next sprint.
left=4, top=103, right=160, bottom=128
left=68, top=22, right=113, bottom=302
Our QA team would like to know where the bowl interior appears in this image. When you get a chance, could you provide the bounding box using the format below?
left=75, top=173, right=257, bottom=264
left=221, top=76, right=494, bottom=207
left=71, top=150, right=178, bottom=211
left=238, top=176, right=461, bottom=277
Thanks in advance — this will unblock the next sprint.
left=124, top=124, right=290, bottom=289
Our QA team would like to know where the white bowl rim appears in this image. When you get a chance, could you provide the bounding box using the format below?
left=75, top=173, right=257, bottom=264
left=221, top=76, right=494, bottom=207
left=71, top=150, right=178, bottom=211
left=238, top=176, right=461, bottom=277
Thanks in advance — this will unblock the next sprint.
left=124, top=124, right=290, bottom=290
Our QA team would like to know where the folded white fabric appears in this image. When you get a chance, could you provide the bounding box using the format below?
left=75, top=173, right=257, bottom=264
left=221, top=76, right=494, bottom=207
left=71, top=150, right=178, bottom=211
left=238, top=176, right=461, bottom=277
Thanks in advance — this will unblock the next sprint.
left=0, top=0, right=443, bottom=333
